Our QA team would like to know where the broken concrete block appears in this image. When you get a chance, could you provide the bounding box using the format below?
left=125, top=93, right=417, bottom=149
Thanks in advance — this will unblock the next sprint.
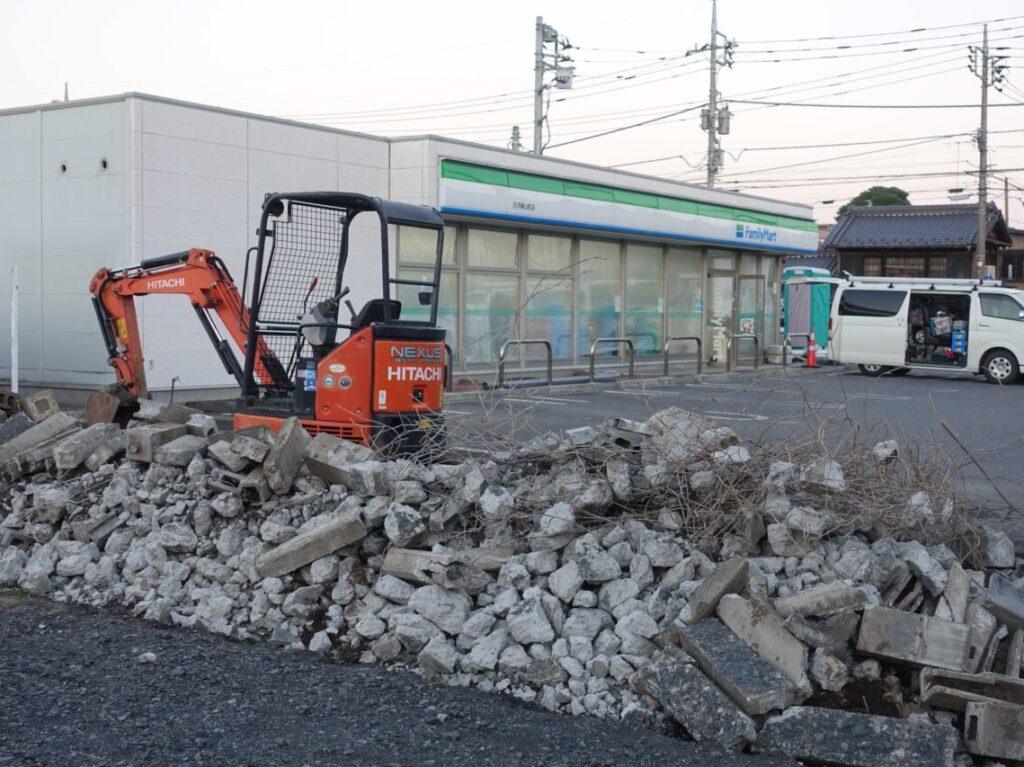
left=981, top=624, right=1009, bottom=673
left=756, top=706, right=956, bottom=767
left=256, top=510, right=366, bottom=578
left=810, top=648, right=848, bottom=692
left=231, top=434, right=271, bottom=463
left=965, top=602, right=998, bottom=673
left=302, top=433, right=375, bottom=484
left=766, top=522, right=811, bottom=557
left=0, top=412, right=33, bottom=445
left=921, top=667, right=1024, bottom=712
left=1007, top=628, right=1023, bottom=677
left=381, top=547, right=457, bottom=584
left=964, top=700, right=1024, bottom=760
left=800, top=459, right=845, bottom=492
left=773, top=582, right=872, bottom=619
left=133, top=398, right=202, bottom=424
left=631, top=657, right=756, bottom=750
left=983, top=573, right=1024, bottom=631
left=51, top=423, right=119, bottom=472
left=154, top=434, right=207, bottom=467
left=900, top=541, right=948, bottom=596
left=943, top=561, right=969, bottom=623
left=0, top=411, right=79, bottom=465
left=857, top=605, right=970, bottom=671
left=21, top=389, right=60, bottom=422
left=408, top=584, right=473, bottom=635
left=675, top=619, right=796, bottom=715
left=686, top=558, right=748, bottom=623
left=262, top=417, right=311, bottom=495
left=338, top=461, right=389, bottom=496
left=982, top=528, right=1017, bottom=569
left=784, top=612, right=859, bottom=660
left=239, top=467, right=272, bottom=503
left=125, top=423, right=187, bottom=463
left=207, top=439, right=250, bottom=472
left=383, top=503, right=426, bottom=547
left=184, top=412, right=218, bottom=437
left=717, top=594, right=811, bottom=693
left=84, top=434, right=126, bottom=472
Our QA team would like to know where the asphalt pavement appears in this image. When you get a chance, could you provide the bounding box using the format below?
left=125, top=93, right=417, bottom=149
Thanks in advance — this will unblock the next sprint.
left=447, top=364, right=1024, bottom=542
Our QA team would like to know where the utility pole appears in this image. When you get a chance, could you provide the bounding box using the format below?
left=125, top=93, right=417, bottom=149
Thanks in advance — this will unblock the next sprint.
left=690, top=0, right=734, bottom=187
left=969, top=25, right=1008, bottom=278
left=533, top=17, right=575, bottom=155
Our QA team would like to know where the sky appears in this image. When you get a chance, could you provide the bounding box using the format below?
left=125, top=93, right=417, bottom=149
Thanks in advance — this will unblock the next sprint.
left=3, top=0, right=1024, bottom=224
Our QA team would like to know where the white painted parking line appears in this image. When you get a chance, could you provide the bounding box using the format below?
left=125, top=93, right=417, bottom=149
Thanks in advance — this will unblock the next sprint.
left=848, top=393, right=912, bottom=401
left=503, top=396, right=589, bottom=405
left=605, top=389, right=671, bottom=396
left=703, top=410, right=770, bottom=422
left=444, top=409, right=472, bottom=415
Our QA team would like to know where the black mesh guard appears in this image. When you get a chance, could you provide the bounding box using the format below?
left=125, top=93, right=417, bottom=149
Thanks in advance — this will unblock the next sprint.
left=258, top=202, right=350, bottom=378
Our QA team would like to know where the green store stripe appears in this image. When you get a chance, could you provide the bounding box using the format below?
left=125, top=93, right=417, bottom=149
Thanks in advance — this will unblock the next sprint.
left=441, top=160, right=817, bottom=234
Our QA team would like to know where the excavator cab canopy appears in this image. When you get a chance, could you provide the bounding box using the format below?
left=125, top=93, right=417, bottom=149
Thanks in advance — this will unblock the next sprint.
left=241, top=192, right=445, bottom=399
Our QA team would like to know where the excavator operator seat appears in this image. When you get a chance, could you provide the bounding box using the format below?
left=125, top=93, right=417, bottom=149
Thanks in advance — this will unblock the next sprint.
left=351, top=298, right=402, bottom=331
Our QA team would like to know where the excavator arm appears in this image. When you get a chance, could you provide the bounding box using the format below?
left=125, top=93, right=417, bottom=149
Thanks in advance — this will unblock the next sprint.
left=89, top=248, right=287, bottom=404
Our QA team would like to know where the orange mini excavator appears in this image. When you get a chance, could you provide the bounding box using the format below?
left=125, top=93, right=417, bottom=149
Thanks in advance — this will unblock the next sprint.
left=89, top=192, right=448, bottom=455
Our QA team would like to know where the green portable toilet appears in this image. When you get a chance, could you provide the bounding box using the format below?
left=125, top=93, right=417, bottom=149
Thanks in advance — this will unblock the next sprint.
left=783, top=266, right=835, bottom=355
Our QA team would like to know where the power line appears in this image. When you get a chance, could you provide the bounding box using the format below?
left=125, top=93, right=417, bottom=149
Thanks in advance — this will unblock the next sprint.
left=546, top=104, right=705, bottom=149
left=730, top=98, right=1024, bottom=109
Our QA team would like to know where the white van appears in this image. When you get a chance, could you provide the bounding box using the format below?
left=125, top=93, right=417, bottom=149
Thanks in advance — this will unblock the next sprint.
left=829, top=277, right=1024, bottom=384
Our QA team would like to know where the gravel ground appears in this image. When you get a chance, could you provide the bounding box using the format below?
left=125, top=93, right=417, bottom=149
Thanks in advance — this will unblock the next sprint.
left=0, top=594, right=797, bottom=767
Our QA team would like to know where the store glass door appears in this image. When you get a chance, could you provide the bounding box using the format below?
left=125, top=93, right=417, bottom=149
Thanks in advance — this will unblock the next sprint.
left=736, top=275, right=763, bottom=365
left=706, top=271, right=734, bottom=364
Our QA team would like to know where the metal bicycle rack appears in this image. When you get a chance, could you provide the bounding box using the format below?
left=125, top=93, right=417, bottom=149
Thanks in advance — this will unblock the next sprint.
left=496, top=339, right=553, bottom=388
left=782, top=333, right=811, bottom=370
left=726, top=333, right=760, bottom=372
left=662, top=336, right=703, bottom=376
left=588, top=337, right=635, bottom=382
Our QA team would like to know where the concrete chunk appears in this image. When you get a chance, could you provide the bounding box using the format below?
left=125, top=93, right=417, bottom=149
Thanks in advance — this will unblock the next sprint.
left=51, top=423, right=119, bottom=471
left=964, top=700, right=1024, bottom=760
left=207, top=440, right=250, bottom=472
left=302, top=433, right=375, bottom=484
left=983, top=572, right=1024, bottom=631
left=856, top=605, right=970, bottom=671
left=262, top=417, right=311, bottom=495
left=773, top=582, right=871, bottom=618
left=231, top=434, right=270, bottom=463
left=125, top=423, right=187, bottom=463
left=921, top=667, right=1024, bottom=712
left=717, top=595, right=811, bottom=693
left=21, top=389, right=60, bottom=422
left=0, top=412, right=33, bottom=445
left=675, top=619, right=796, bottom=715
left=965, top=602, right=998, bottom=673
left=256, top=510, right=366, bottom=578
left=154, top=434, right=207, bottom=467
left=133, top=398, right=202, bottom=424
left=0, top=411, right=79, bottom=465
left=631, top=657, right=756, bottom=750
left=687, top=558, right=748, bottom=623
left=84, top=434, right=126, bottom=471
left=943, top=561, right=969, bottom=623
left=756, top=706, right=956, bottom=767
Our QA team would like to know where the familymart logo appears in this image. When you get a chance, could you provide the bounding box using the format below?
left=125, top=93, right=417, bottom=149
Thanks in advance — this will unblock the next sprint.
left=735, top=224, right=778, bottom=243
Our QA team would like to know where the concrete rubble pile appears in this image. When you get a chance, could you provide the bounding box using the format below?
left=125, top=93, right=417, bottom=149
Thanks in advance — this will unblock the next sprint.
left=1, top=389, right=1023, bottom=766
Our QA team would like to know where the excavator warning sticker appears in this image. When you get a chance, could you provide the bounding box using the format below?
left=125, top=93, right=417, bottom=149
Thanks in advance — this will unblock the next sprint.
left=378, top=390, right=387, bottom=408
left=339, top=376, right=352, bottom=389
left=323, top=376, right=335, bottom=388
left=115, top=319, right=128, bottom=339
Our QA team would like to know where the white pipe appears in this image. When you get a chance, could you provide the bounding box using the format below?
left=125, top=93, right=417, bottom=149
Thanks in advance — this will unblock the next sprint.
left=10, top=265, right=17, bottom=394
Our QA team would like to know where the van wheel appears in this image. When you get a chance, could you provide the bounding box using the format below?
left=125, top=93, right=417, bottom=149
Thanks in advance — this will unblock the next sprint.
left=858, top=364, right=891, bottom=377
left=981, top=350, right=1019, bottom=384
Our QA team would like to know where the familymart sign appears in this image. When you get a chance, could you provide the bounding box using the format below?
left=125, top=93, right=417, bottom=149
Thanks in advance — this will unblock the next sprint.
left=439, top=160, right=817, bottom=254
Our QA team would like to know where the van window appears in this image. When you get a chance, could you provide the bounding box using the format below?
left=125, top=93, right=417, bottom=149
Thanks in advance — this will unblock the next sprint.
left=980, top=293, right=1024, bottom=321
left=838, top=290, right=907, bottom=317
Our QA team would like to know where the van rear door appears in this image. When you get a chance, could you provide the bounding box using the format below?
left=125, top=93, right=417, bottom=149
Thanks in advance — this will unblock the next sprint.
left=832, top=288, right=909, bottom=366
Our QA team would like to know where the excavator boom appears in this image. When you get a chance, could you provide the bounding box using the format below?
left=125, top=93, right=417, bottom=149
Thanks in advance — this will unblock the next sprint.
left=89, top=249, right=285, bottom=405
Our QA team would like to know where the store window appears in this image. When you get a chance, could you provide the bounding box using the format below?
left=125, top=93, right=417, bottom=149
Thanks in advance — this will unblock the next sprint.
left=666, top=247, right=703, bottom=349
left=625, top=243, right=664, bottom=356
left=525, top=274, right=573, bottom=360
left=710, top=250, right=734, bottom=271
left=464, top=273, right=519, bottom=364
left=467, top=228, right=518, bottom=269
left=578, top=239, right=621, bottom=357
left=528, top=234, right=572, bottom=273
left=396, top=268, right=459, bottom=352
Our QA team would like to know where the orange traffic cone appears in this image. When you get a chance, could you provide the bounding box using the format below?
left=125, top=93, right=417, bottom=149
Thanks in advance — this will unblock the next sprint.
left=805, top=330, right=818, bottom=368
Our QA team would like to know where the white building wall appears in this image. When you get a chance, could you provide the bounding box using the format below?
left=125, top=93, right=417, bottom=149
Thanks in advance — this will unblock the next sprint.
left=126, top=97, right=391, bottom=393
left=0, top=100, right=131, bottom=388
